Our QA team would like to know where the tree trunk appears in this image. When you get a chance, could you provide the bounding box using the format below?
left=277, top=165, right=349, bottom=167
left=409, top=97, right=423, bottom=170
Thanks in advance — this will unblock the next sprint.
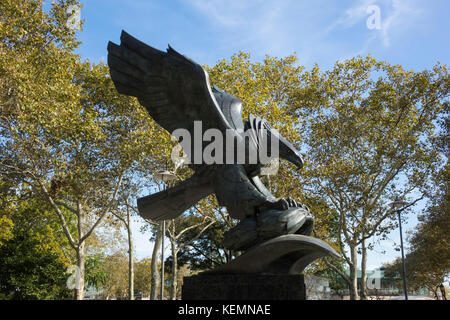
left=349, top=244, right=359, bottom=300
left=170, top=233, right=178, bottom=300
left=127, top=204, right=134, bottom=300
left=150, top=224, right=162, bottom=300
left=75, top=241, right=86, bottom=300
left=360, top=239, right=368, bottom=300
left=75, top=202, right=86, bottom=300
left=432, top=287, right=439, bottom=300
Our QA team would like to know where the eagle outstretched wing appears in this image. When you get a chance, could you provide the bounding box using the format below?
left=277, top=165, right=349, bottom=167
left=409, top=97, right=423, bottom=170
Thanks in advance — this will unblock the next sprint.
left=107, top=30, right=233, bottom=143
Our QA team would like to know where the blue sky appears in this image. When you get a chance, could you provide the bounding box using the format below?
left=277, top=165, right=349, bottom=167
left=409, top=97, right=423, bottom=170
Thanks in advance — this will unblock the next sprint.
left=76, top=0, right=449, bottom=70
left=69, top=0, right=449, bottom=269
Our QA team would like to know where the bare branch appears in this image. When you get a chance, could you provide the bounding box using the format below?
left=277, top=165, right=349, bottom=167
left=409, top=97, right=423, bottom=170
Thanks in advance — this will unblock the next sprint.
left=323, top=257, right=351, bottom=284
left=80, top=171, right=124, bottom=243
left=187, top=242, right=223, bottom=266
left=54, top=200, right=78, bottom=215
left=358, top=194, right=425, bottom=243
left=110, top=209, right=127, bottom=225
left=36, top=179, right=77, bottom=249
left=178, top=219, right=216, bottom=251
left=175, top=216, right=212, bottom=241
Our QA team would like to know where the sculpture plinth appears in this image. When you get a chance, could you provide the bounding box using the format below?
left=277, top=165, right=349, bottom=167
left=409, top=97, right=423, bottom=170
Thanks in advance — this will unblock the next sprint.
left=182, top=273, right=306, bottom=300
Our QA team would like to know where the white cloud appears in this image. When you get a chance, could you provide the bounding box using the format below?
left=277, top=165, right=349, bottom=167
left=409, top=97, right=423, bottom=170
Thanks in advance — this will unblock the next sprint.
left=380, top=0, right=422, bottom=47
left=186, top=0, right=251, bottom=27
left=326, top=0, right=378, bottom=32
left=185, top=0, right=288, bottom=51
left=328, top=0, right=422, bottom=49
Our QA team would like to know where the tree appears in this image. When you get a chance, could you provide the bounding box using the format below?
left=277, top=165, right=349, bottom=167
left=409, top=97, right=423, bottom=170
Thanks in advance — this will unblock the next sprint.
left=386, top=116, right=449, bottom=299
left=134, top=257, right=152, bottom=298
left=172, top=197, right=237, bottom=271
left=0, top=229, right=72, bottom=299
left=109, top=176, right=162, bottom=300
left=0, top=0, right=80, bottom=250
left=0, top=198, right=73, bottom=300
left=0, top=179, right=15, bottom=247
left=0, top=1, right=170, bottom=299
left=101, top=251, right=129, bottom=299
left=138, top=180, right=166, bottom=300
left=165, top=206, right=216, bottom=299
left=0, top=215, right=13, bottom=247
left=205, top=52, right=304, bottom=147
left=149, top=222, right=162, bottom=300
left=111, top=196, right=136, bottom=300
left=109, top=178, right=145, bottom=300
left=290, top=55, right=449, bottom=299
left=85, top=253, right=109, bottom=295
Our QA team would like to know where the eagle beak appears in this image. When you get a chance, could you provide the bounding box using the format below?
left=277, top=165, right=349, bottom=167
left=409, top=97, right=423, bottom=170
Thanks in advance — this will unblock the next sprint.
left=279, top=148, right=304, bottom=170
left=292, top=152, right=304, bottom=170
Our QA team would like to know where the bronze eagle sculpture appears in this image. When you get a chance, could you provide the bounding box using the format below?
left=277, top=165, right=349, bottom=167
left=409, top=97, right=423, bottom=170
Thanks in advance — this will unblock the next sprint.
left=107, top=31, right=314, bottom=250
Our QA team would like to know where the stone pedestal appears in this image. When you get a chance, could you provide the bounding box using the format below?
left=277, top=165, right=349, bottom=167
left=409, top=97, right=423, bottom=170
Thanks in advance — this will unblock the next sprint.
left=181, top=273, right=306, bottom=300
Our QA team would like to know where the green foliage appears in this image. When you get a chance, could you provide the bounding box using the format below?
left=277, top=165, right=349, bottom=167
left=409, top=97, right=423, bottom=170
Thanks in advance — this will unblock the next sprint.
left=0, top=216, right=13, bottom=247
left=100, top=251, right=129, bottom=299
left=0, top=193, right=74, bottom=299
left=0, top=227, right=72, bottom=300
left=206, top=52, right=303, bottom=142
left=313, top=263, right=348, bottom=294
left=85, top=253, right=109, bottom=291
left=134, top=258, right=152, bottom=296
left=0, top=0, right=171, bottom=243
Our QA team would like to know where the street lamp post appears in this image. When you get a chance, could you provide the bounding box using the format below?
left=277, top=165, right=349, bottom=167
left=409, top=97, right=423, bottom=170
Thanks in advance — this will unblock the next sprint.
left=390, top=196, right=409, bottom=300
left=154, top=170, right=178, bottom=300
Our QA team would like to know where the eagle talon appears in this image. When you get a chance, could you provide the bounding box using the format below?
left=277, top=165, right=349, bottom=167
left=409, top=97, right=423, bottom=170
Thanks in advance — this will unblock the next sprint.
left=279, top=198, right=289, bottom=210
left=287, top=197, right=294, bottom=207
left=283, top=197, right=308, bottom=208
left=223, top=205, right=316, bottom=251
